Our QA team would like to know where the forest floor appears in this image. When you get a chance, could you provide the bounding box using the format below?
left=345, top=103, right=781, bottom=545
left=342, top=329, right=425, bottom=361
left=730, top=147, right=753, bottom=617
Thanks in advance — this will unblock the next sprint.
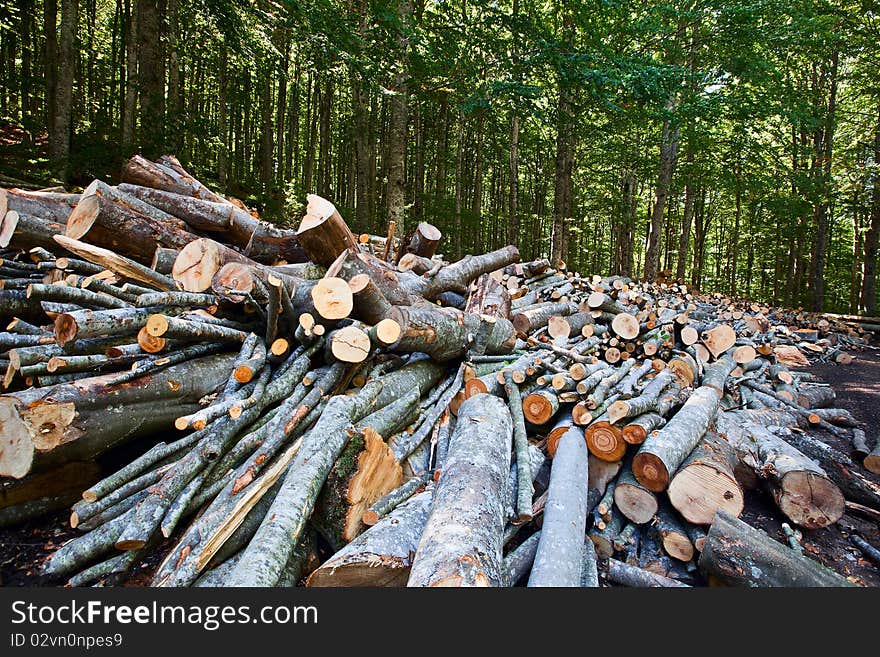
left=1, top=349, right=879, bottom=588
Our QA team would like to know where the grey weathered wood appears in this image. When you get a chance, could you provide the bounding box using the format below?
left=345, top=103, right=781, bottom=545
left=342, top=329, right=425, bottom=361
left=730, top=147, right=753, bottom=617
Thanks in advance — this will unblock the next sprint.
left=699, top=510, right=855, bottom=587
left=634, top=355, right=735, bottom=491
left=407, top=394, right=513, bottom=587
left=307, top=487, right=434, bottom=587
left=528, top=425, right=589, bottom=587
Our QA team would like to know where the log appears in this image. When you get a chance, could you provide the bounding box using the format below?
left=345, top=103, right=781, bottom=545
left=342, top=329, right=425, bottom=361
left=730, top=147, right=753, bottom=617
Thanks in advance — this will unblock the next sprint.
left=122, top=155, right=229, bottom=204
left=0, top=353, right=235, bottom=478
left=502, top=531, right=541, bottom=586
left=464, top=273, right=511, bottom=319
left=654, top=501, right=694, bottom=562
left=395, top=222, right=442, bottom=262
left=796, top=385, right=836, bottom=410
left=699, top=510, right=855, bottom=587
left=714, top=412, right=844, bottom=528
left=388, top=304, right=517, bottom=362
left=172, top=237, right=256, bottom=293
left=511, top=301, right=576, bottom=336
left=1, top=211, right=67, bottom=251
left=53, top=235, right=176, bottom=290
left=295, top=194, right=360, bottom=267
left=603, top=558, right=690, bottom=588
left=633, top=355, right=735, bottom=491
left=1, top=188, right=79, bottom=223
left=666, top=430, right=745, bottom=526
left=614, top=458, right=658, bottom=524
left=407, top=394, right=512, bottom=587
left=307, top=487, right=434, bottom=586
left=865, top=438, right=880, bottom=475
left=66, top=189, right=197, bottom=263
left=528, top=425, right=589, bottom=587
left=400, top=246, right=520, bottom=300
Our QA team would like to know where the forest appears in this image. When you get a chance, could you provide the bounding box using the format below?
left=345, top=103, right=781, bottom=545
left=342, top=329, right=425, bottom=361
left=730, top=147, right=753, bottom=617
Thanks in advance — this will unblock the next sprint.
left=0, top=0, right=878, bottom=314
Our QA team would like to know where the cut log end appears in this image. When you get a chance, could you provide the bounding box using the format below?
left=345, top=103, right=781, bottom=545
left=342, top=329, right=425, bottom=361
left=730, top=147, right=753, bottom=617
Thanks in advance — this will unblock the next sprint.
left=666, top=463, right=745, bottom=525
left=330, top=326, right=372, bottom=363
left=585, top=422, right=626, bottom=462
left=631, top=451, right=670, bottom=493
left=311, top=277, right=354, bottom=321
left=777, top=471, right=845, bottom=529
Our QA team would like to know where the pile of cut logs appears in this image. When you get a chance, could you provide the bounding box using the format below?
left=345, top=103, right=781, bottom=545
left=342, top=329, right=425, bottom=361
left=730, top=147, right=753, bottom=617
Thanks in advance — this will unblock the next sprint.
left=0, top=154, right=877, bottom=588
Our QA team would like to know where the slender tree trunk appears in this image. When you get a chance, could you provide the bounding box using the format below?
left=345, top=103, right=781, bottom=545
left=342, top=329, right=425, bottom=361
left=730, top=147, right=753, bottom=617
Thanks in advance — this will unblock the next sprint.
left=645, top=99, right=680, bottom=282
left=44, top=0, right=58, bottom=132
left=166, top=0, right=181, bottom=152
left=260, top=72, right=274, bottom=200
left=507, top=112, right=520, bottom=247
left=676, top=158, right=694, bottom=282
left=386, top=0, right=411, bottom=229
left=217, top=47, right=228, bottom=191
left=810, top=49, right=839, bottom=312
left=861, top=102, right=880, bottom=315
left=49, top=0, right=78, bottom=180
left=136, top=0, right=163, bottom=157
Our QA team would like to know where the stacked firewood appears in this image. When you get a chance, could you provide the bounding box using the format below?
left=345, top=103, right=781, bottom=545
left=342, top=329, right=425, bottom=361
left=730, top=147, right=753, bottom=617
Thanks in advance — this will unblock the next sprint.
left=0, top=154, right=877, bottom=588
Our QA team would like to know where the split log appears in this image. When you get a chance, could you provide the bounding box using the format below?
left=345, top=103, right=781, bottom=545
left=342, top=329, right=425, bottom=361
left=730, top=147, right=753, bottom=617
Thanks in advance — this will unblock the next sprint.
left=633, top=354, right=735, bottom=491
left=699, top=510, right=855, bottom=587
left=0, top=353, right=234, bottom=478
left=464, top=273, right=511, bottom=319
left=53, top=235, right=176, bottom=291
left=666, top=430, right=745, bottom=526
left=307, top=487, right=434, bottom=586
left=528, top=424, right=589, bottom=587
left=407, top=394, right=512, bottom=587
left=312, top=391, right=418, bottom=550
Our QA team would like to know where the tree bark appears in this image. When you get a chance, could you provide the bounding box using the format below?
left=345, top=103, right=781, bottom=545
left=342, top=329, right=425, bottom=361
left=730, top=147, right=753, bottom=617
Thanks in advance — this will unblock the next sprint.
left=699, top=510, right=854, bottom=587
left=407, top=394, right=512, bottom=587
left=528, top=425, right=589, bottom=587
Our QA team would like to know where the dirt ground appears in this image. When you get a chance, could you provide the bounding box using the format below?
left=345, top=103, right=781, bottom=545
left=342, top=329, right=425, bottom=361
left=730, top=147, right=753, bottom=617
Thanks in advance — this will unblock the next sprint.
left=2, top=349, right=879, bottom=588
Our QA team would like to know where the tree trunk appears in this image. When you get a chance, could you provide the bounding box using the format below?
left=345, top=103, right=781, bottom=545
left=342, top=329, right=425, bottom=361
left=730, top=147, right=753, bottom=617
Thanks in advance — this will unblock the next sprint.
left=49, top=0, right=77, bottom=180
left=385, top=0, right=410, bottom=230
left=861, top=102, right=880, bottom=315
left=528, top=425, right=589, bottom=587
left=407, top=394, right=511, bottom=587
left=645, top=99, right=680, bottom=282
left=136, top=0, right=163, bottom=157
left=699, top=510, right=854, bottom=587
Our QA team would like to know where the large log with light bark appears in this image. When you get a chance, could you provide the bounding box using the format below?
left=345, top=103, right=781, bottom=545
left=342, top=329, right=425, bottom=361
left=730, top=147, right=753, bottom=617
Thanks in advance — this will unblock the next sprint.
left=699, top=510, right=855, bottom=587
left=714, top=411, right=844, bottom=528
left=387, top=304, right=517, bottom=362
left=407, top=394, right=512, bottom=587
left=528, top=425, right=590, bottom=587
left=633, top=354, right=736, bottom=491
left=0, top=352, right=235, bottom=478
